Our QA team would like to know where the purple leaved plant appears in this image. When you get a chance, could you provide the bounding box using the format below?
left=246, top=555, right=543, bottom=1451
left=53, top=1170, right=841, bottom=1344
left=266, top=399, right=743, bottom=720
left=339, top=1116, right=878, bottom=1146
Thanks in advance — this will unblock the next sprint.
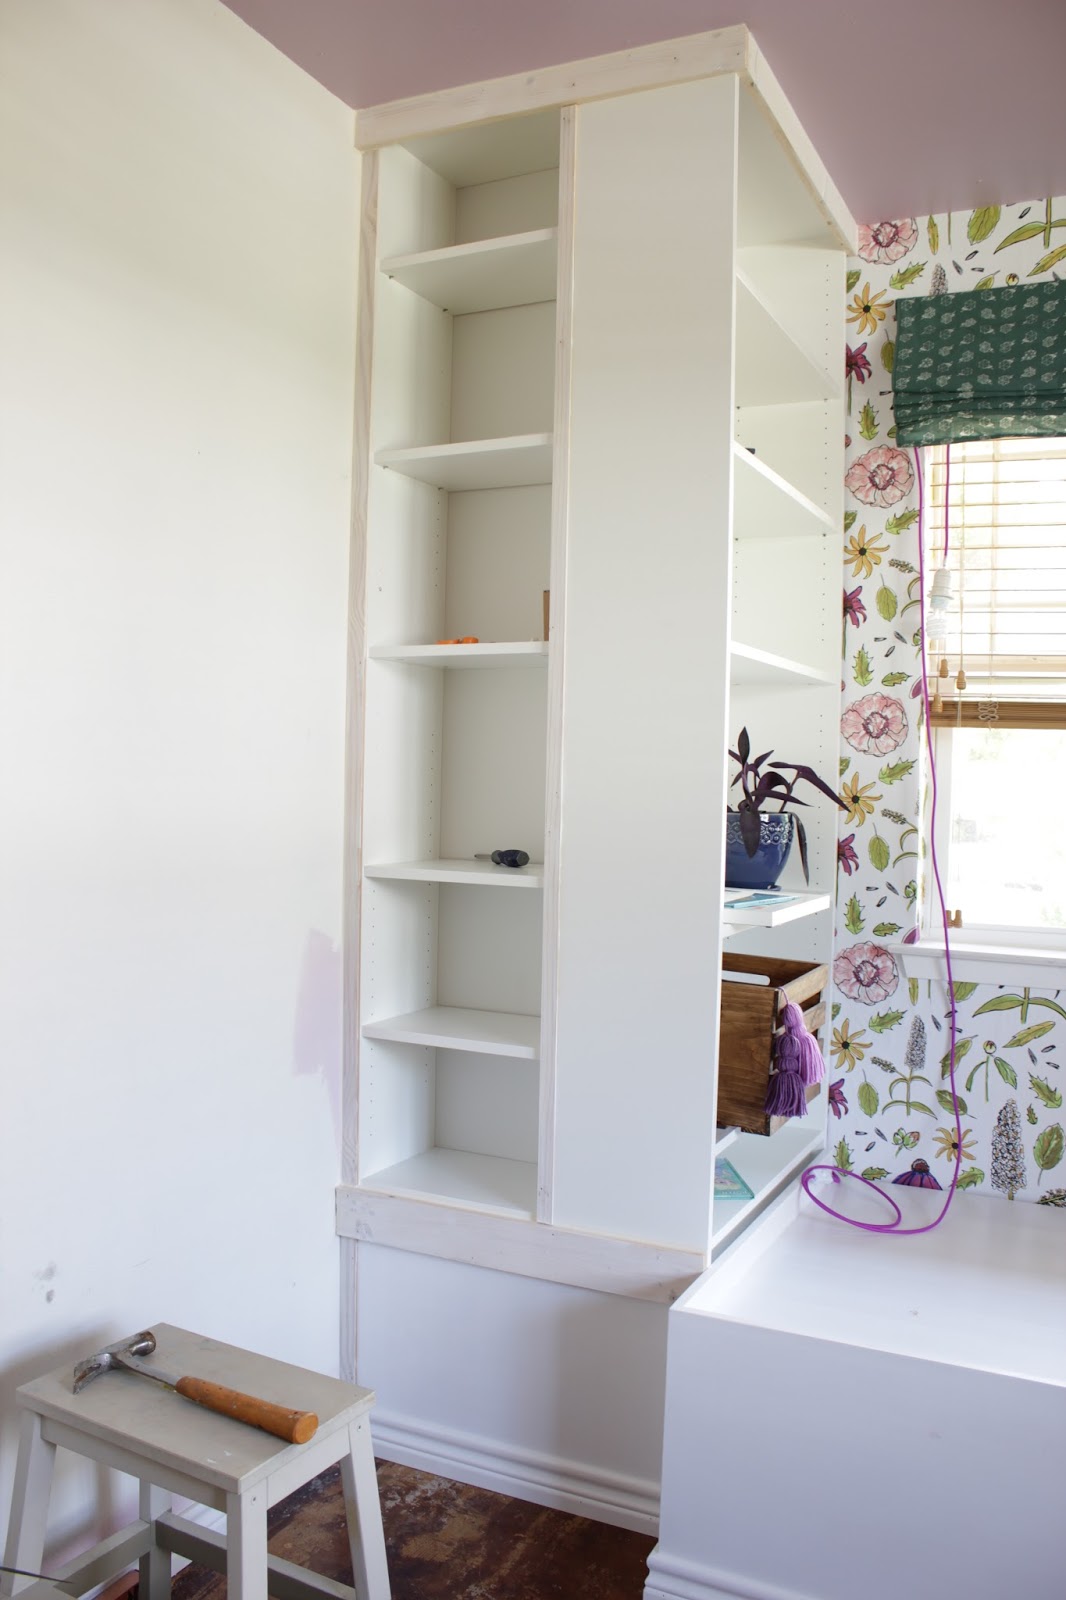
left=729, top=726, right=847, bottom=884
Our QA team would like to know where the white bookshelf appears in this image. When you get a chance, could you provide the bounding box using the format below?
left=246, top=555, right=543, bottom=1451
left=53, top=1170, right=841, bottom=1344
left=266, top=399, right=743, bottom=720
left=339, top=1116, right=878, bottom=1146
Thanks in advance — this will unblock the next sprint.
left=729, top=641, right=836, bottom=687
left=733, top=443, right=835, bottom=541
left=375, top=433, right=553, bottom=491
left=369, top=642, right=548, bottom=668
left=361, top=1148, right=538, bottom=1219
left=363, top=1006, right=540, bottom=1059
left=364, top=858, right=545, bottom=888
left=380, top=228, right=558, bottom=314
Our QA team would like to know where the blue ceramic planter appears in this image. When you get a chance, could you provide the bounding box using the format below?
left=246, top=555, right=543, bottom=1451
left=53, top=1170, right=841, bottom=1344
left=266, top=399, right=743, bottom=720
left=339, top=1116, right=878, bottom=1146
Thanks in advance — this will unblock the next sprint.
left=724, top=812, right=795, bottom=889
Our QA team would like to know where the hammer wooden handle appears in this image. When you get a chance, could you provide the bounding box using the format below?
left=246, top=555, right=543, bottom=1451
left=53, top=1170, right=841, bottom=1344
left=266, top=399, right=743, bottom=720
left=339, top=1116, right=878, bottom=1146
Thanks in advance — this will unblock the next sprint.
left=174, top=1377, right=318, bottom=1444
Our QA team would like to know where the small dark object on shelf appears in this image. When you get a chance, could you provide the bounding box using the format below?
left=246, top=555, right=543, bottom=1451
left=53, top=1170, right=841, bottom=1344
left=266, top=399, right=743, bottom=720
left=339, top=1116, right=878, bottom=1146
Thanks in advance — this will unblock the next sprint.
left=475, top=849, right=530, bottom=868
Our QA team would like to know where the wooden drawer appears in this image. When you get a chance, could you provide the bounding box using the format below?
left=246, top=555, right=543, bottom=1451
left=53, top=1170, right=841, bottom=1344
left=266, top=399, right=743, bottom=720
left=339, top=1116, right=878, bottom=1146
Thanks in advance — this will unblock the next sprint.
left=717, top=953, right=828, bottom=1136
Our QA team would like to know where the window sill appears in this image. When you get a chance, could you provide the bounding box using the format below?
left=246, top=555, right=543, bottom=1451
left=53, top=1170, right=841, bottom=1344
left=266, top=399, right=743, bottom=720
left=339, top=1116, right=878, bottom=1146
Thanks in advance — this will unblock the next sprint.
left=887, top=940, right=1066, bottom=988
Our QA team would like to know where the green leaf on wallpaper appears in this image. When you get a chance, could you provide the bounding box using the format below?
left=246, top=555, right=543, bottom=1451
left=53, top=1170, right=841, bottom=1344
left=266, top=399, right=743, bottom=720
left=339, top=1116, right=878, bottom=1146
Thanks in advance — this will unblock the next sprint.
left=869, top=833, right=890, bottom=871
left=952, top=982, right=978, bottom=1001
left=882, top=671, right=910, bottom=687
left=854, top=648, right=874, bottom=687
left=889, top=261, right=926, bottom=289
left=846, top=267, right=862, bottom=292
left=861, top=1166, right=890, bottom=1181
left=994, top=1057, right=1018, bottom=1088
left=967, top=205, right=1001, bottom=243
left=858, top=1079, right=879, bottom=1117
left=974, top=275, right=997, bottom=290
left=888, top=426, right=897, bottom=439
left=840, top=756, right=851, bottom=776
left=835, top=1137, right=853, bottom=1172
left=873, top=922, right=902, bottom=937
left=1029, top=1074, right=1063, bottom=1109
left=879, top=759, right=915, bottom=784
left=1029, top=243, right=1066, bottom=277
left=1035, top=1123, right=1065, bottom=1181
left=870, top=1009, right=905, bottom=1034
left=974, top=993, right=1024, bottom=1015
left=885, top=509, right=919, bottom=535
left=844, top=509, right=858, bottom=532
left=1030, top=996, right=1066, bottom=1021
left=908, top=977, right=920, bottom=1006
left=940, top=1036, right=974, bottom=1077
left=876, top=584, right=898, bottom=620
left=1003, top=1022, right=1056, bottom=1049
left=1028, top=1104, right=1039, bottom=1125
left=859, top=401, right=879, bottom=441
left=832, top=1002, right=841, bottom=1020
left=880, top=339, right=895, bottom=374
left=936, top=1089, right=968, bottom=1115
left=927, top=215, right=940, bottom=254
left=994, top=218, right=1066, bottom=253
left=956, top=1166, right=984, bottom=1190
left=845, top=895, right=865, bottom=936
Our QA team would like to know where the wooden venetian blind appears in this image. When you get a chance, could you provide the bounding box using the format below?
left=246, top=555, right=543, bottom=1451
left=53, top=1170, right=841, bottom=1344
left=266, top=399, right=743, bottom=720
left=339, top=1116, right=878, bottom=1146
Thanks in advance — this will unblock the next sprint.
left=926, top=437, right=1066, bottom=728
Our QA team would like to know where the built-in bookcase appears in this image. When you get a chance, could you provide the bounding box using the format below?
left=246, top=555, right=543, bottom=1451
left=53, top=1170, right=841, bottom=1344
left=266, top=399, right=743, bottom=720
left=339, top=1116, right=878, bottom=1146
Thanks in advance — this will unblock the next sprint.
left=359, top=113, right=563, bottom=1218
left=346, top=47, right=855, bottom=1277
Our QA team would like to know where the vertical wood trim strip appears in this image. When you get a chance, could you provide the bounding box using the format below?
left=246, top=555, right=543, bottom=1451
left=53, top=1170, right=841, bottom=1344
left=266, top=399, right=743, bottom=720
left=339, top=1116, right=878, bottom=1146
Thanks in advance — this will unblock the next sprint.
left=536, top=107, right=576, bottom=1225
left=339, top=149, right=379, bottom=1383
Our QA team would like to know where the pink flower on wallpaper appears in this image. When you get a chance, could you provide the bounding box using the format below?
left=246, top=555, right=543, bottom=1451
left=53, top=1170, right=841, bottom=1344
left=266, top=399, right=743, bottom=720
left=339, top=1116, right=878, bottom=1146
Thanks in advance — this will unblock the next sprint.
left=841, top=693, right=909, bottom=756
left=828, top=1078, right=848, bottom=1119
left=857, top=218, right=918, bottom=264
left=837, top=833, right=859, bottom=876
left=845, top=446, right=915, bottom=507
left=833, top=942, right=899, bottom=1007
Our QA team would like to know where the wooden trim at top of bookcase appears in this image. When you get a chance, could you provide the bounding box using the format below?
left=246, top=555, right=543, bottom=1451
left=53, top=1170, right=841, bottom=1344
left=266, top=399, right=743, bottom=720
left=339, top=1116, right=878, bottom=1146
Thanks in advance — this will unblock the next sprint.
left=354, top=27, right=856, bottom=253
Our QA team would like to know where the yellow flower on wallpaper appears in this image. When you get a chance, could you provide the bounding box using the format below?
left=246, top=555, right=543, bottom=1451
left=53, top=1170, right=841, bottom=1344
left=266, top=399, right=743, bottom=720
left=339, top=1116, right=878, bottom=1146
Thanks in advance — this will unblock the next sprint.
left=844, top=525, right=889, bottom=578
left=841, top=774, right=881, bottom=827
left=846, top=282, right=889, bottom=336
left=830, top=1019, right=870, bottom=1072
left=933, top=1125, right=977, bottom=1163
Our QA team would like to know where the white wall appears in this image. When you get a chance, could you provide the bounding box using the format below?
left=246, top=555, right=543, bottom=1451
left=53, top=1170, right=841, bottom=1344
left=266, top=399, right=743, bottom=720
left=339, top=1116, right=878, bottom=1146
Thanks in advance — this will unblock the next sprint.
left=0, top=0, right=357, bottom=1558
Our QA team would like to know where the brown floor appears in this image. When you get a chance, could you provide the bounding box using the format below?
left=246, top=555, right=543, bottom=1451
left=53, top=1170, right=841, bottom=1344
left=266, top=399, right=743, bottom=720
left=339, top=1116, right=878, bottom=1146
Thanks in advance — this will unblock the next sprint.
left=170, top=1462, right=655, bottom=1599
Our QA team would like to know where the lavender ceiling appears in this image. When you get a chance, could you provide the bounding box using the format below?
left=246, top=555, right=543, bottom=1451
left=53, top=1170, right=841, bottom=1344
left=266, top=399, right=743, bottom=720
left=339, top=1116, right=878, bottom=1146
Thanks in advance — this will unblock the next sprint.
left=220, top=0, right=1066, bottom=223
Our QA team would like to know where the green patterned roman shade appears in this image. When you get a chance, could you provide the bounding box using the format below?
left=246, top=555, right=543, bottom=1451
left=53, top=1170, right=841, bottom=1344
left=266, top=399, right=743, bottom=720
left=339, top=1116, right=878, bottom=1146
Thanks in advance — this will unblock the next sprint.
left=892, top=280, right=1066, bottom=446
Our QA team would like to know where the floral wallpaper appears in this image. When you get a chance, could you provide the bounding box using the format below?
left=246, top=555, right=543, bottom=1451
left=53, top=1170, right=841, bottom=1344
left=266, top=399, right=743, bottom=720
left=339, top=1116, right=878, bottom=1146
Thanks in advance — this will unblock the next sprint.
left=830, top=197, right=1066, bottom=1206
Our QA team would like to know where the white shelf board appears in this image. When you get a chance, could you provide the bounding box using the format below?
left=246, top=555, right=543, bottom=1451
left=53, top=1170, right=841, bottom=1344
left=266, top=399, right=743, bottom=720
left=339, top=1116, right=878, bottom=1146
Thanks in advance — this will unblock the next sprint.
left=730, top=641, right=835, bottom=687
left=733, top=443, right=835, bottom=540
left=365, top=858, right=544, bottom=888
left=369, top=642, right=548, bottom=669
left=721, top=888, right=831, bottom=931
left=362, top=1006, right=539, bottom=1059
left=381, top=229, right=558, bottom=314
left=375, top=433, right=553, bottom=490
left=711, top=1123, right=824, bottom=1255
left=735, top=268, right=840, bottom=407
left=360, top=1148, right=537, bottom=1220
left=690, top=1191, right=1066, bottom=1387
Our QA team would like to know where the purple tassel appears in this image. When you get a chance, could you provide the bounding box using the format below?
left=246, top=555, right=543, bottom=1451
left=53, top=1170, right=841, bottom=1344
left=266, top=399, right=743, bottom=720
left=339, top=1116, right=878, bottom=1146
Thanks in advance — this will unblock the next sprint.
left=764, top=999, right=827, bottom=1118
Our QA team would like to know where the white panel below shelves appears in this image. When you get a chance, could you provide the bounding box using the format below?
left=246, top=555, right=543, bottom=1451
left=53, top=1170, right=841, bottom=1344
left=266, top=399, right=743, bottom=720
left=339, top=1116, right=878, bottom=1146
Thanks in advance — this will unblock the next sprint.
left=730, top=641, right=835, bottom=686
left=361, top=1148, right=537, bottom=1219
left=362, top=1006, right=540, bottom=1059
left=369, top=642, right=547, bottom=668
left=365, top=858, right=544, bottom=888
left=732, top=443, right=834, bottom=539
left=376, top=433, right=553, bottom=490
left=381, top=229, right=558, bottom=313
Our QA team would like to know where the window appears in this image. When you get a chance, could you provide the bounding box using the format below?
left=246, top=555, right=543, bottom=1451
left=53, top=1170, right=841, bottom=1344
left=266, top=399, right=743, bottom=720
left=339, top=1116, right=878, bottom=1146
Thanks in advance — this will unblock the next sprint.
left=924, top=437, right=1066, bottom=944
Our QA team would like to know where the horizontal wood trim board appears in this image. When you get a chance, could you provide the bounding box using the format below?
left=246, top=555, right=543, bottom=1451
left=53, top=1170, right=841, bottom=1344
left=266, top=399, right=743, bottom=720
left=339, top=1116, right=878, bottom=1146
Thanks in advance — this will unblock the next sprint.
left=931, top=700, right=1066, bottom=729
left=355, top=27, right=749, bottom=148
left=335, top=1186, right=703, bottom=1302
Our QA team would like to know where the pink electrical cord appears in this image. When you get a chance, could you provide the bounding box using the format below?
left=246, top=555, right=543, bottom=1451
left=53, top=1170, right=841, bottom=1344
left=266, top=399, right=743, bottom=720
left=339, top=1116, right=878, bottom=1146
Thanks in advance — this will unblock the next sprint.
left=800, top=446, right=964, bottom=1233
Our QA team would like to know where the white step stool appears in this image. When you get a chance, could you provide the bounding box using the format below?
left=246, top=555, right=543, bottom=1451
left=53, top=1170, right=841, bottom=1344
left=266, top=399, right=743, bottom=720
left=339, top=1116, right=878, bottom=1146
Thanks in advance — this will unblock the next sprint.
left=2, top=1324, right=390, bottom=1600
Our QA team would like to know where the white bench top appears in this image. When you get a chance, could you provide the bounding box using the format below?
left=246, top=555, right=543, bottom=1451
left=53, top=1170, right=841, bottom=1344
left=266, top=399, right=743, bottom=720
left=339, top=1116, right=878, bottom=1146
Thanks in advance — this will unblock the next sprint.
left=17, top=1323, right=374, bottom=1494
left=683, top=1190, right=1066, bottom=1387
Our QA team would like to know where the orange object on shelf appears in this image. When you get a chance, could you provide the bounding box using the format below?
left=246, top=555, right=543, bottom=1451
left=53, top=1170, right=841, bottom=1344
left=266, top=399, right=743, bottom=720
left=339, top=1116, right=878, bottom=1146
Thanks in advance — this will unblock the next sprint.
left=459, top=636, right=479, bottom=644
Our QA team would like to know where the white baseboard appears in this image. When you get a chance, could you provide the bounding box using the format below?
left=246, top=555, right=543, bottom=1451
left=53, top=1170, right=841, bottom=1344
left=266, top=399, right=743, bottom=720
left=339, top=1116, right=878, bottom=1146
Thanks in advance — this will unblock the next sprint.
left=645, top=1549, right=821, bottom=1600
left=371, top=1408, right=660, bottom=1536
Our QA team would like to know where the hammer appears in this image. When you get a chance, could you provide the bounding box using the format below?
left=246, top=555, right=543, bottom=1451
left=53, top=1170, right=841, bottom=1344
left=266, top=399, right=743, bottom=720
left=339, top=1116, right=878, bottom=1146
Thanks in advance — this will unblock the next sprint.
left=73, top=1331, right=318, bottom=1444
